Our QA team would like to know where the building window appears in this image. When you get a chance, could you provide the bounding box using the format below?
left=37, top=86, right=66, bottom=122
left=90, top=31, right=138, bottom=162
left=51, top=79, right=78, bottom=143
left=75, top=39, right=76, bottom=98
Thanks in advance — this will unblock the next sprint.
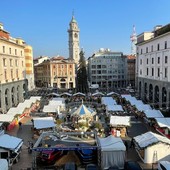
left=140, top=69, right=142, bottom=75
left=158, top=57, right=160, bottom=64
left=15, top=49, right=17, bottom=55
left=10, top=59, right=13, bottom=66
left=140, top=49, right=143, bottom=54
left=147, top=58, right=148, bottom=64
left=151, top=45, right=153, bottom=52
left=2, top=46, right=5, bottom=53
left=3, top=58, right=7, bottom=67
left=9, top=48, right=11, bottom=54
left=158, top=68, right=160, bottom=77
left=165, top=56, right=168, bottom=63
left=165, top=41, right=167, bottom=49
left=165, top=68, right=167, bottom=78
left=92, top=65, right=96, bottom=69
left=70, top=65, right=72, bottom=68
left=152, top=68, right=154, bottom=76
left=147, top=68, right=149, bottom=75
left=152, top=58, right=154, bottom=64
left=11, top=69, right=13, bottom=79
left=140, top=59, right=142, bottom=65
left=22, top=61, right=24, bottom=66
left=15, top=59, right=18, bottom=66
left=146, top=47, right=148, bottom=53
left=70, top=78, right=72, bottom=81
left=157, top=44, right=160, bottom=51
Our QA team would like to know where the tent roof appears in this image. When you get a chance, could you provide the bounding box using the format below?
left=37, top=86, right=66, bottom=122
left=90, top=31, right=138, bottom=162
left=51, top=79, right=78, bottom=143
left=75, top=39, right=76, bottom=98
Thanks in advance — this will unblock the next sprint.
left=73, top=92, right=85, bottom=96
left=92, top=92, right=104, bottom=96
left=107, top=92, right=119, bottom=96
left=110, top=116, right=130, bottom=126
left=72, top=104, right=95, bottom=116
left=60, top=92, right=72, bottom=96
left=33, top=117, right=56, bottom=129
left=144, top=109, right=164, bottom=118
left=107, top=105, right=124, bottom=112
left=0, top=114, right=14, bottom=122
left=101, top=97, right=117, bottom=106
left=47, top=92, right=60, bottom=97
left=155, top=118, right=170, bottom=129
left=134, top=131, right=170, bottom=148
left=0, top=134, right=23, bottom=151
left=98, top=135, right=126, bottom=151
left=135, top=104, right=152, bottom=112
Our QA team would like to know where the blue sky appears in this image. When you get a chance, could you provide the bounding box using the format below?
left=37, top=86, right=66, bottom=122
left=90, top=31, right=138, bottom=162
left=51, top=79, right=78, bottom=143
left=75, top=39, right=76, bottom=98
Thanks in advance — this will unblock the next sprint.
left=1, top=0, right=170, bottom=58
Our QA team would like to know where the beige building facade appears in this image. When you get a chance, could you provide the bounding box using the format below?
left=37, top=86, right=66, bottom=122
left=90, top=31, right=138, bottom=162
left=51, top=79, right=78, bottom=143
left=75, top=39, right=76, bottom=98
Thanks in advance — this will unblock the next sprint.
left=34, top=56, right=76, bottom=89
left=0, top=23, right=27, bottom=113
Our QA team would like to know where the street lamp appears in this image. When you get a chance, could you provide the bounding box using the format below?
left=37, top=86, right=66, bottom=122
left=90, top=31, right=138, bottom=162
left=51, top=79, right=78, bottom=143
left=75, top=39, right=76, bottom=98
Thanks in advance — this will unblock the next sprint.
left=0, top=73, right=4, bottom=114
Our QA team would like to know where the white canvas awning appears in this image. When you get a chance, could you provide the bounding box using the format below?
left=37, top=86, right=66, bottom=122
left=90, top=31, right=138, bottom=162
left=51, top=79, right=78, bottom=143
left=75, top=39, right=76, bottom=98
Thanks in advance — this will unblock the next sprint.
left=107, top=92, right=119, bottom=96
left=0, top=134, right=23, bottom=152
left=42, top=105, right=57, bottom=113
left=110, top=116, right=131, bottom=126
left=33, top=117, right=56, bottom=129
left=60, top=92, right=72, bottom=97
left=92, top=92, right=104, bottom=96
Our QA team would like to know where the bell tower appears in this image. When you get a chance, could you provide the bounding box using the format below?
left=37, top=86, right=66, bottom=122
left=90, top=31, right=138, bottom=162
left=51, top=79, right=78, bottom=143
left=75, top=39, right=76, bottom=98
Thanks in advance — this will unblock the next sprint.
left=68, top=14, right=80, bottom=64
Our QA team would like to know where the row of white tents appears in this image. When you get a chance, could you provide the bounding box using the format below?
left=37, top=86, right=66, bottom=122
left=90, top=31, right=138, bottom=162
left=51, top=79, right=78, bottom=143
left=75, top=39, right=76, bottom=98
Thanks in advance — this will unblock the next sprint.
left=0, top=96, right=41, bottom=123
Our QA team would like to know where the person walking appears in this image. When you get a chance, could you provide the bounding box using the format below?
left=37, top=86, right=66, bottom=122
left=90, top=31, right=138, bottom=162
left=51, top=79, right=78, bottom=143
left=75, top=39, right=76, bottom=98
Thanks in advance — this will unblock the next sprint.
left=19, top=121, right=22, bottom=129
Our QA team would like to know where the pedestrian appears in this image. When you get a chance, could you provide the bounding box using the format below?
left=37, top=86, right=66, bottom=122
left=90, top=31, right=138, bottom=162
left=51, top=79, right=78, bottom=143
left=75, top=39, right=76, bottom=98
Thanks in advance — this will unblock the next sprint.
left=130, top=138, right=135, bottom=148
left=124, top=141, right=128, bottom=151
left=19, top=121, right=22, bottom=129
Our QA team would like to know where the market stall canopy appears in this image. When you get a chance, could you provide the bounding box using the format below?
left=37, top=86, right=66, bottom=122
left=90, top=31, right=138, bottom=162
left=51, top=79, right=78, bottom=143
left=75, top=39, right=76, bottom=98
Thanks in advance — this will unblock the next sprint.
left=107, top=105, right=124, bottom=112
left=73, top=92, right=85, bottom=96
left=98, top=135, right=126, bottom=151
left=29, top=96, right=41, bottom=102
left=60, top=92, right=72, bottom=97
left=42, top=105, right=57, bottom=113
left=101, top=97, right=117, bottom=105
left=0, top=114, right=15, bottom=122
left=0, top=159, right=8, bottom=170
left=0, top=134, right=23, bottom=152
left=135, top=104, right=152, bottom=112
left=47, top=92, right=60, bottom=97
left=130, top=100, right=144, bottom=106
left=144, top=109, right=164, bottom=118
left=154, top=118, right=170, bottom=129
left=110, top=116, right=131, bottom=127
left=107, top=92, right=119, bottom=96
left=92, top=92, right=104, bottom=96
left=134, top=131, right=170, bottom=148
left=33, top=117, right=56, bottom=129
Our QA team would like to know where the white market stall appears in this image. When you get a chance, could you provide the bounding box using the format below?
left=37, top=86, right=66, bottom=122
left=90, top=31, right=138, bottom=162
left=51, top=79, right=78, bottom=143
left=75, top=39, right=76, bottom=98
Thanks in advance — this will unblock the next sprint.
left=110, top=116, right=131, bottom=137
left=98, top=135, right=126, bottom=169
left=33, top=117, right=56, bottom=130
left=0, top=159, right=8, bottom=170
left=0, top=133, right=23, bottom=166
left=134, top=131, right=170, bottom=163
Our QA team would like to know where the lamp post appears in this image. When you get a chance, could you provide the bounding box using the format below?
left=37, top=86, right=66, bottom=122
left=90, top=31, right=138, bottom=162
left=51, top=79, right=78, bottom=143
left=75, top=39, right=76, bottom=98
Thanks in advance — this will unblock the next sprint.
left=0, top=73, right=3, bottom=114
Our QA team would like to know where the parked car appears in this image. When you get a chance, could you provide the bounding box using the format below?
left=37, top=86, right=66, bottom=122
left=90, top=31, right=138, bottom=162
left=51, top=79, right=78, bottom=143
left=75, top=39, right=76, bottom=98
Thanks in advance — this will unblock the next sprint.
left=75, top=143, right=96, bottom=164
left=158, top=161, right=170, bottom=170
left=124, top=161, right=143, bottom=170
left=63, top=162, right=77, bottom=170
